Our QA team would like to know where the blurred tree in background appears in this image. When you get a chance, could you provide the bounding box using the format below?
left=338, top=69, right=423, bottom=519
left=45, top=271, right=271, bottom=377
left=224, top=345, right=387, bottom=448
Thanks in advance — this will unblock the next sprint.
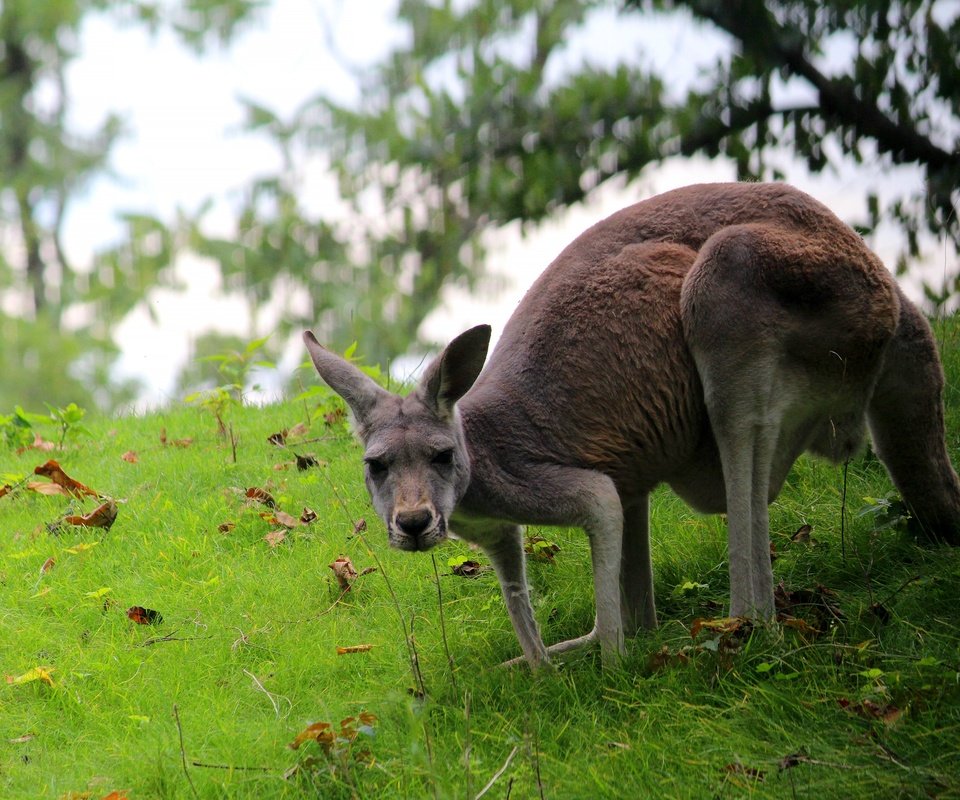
left=193, top=0, right=958, bottom=368
left=1, top=0, right=957, bottom=408
left=0, top=0, right=260, bottom=410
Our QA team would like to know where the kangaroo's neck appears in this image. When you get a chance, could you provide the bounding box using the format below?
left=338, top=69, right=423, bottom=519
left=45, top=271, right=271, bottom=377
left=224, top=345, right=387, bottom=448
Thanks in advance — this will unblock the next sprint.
left=453, top=388, right=524, bottom=521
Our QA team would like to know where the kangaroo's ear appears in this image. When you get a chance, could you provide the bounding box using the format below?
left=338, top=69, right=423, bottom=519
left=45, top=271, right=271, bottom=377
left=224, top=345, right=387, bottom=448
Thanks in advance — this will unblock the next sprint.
left=419, top=325, right=491, bottom=419
left=303, top=331, right=391, bottom=424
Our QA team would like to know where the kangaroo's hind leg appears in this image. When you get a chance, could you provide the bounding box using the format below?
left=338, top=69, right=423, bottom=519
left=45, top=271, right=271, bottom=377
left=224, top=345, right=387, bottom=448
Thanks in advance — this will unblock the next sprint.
left=621, top=494, right=657, bottom=635
left=680, top=221, right=899, bottom=619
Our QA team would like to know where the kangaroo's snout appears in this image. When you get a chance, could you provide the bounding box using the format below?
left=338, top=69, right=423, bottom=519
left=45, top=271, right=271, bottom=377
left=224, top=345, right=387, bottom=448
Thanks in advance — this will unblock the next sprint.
left=395, top=508, right=434, bottom=537
left=391, top=505, right=445, bottom=550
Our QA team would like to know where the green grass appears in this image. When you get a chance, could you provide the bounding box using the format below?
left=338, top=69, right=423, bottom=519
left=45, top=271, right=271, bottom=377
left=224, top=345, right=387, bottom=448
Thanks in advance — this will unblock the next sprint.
left=2, top=322, right=960, bottom=799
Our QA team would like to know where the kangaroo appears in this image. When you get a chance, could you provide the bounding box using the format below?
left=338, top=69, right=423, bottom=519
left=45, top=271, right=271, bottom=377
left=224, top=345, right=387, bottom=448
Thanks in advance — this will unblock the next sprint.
left=304, top=182, right=960, bottom=669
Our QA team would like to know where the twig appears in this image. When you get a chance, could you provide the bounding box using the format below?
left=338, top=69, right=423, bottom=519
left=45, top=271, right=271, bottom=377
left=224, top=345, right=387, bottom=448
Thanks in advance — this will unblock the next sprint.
left=173, top=704, right=199, bottom=799
left=139, top=631, right=212, bottom=647
left=191, top=761, right=270, bottom=771
left=878, top=574, right=922, bottom=608
left=316, top=466, right=426, bottom=697
left=243, top=669, right=283, bottom=717
left=475, top=745, right=519, bottom=800
left=840, top=459, right=849, bottom=562
left=432, top=553, right=458, bottom=696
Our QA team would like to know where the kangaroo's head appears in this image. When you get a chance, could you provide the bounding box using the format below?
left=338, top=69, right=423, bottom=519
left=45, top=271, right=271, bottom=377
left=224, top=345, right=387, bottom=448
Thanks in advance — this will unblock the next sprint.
left=303, top=326, right=491, bottom=552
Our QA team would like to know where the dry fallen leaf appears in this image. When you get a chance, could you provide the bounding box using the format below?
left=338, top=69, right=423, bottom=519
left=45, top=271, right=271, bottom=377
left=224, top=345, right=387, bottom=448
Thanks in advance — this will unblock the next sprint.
left=246, top=486, right=277, bottom=508
left=288, top=421, right=309, bottom=438
left=295, top=453, right=320, bottom=471
left=33, top=460, right=100, bottom=498
left=264, top=530, right=287, bottom=548
left=39, top=557, right=55, bottom=576
left=838, top=698, right=904, bottom=725
left=267, top=429, right=288, bottom=446
left=690, top=617, right=749, bottom=638
left=16, top=434, right=56, bottom=454
left=8, top=732, right=37, bottom=744
left=159, top=428, right=193, bottom=447
left=336, top=644, right=373, bottom=655
left=300, top=507, right=318, bottom=524
left=288, top=721, right=335, bottom=751
left=451, top=559, right=490, bottom=578
left=260, top=510, right=301, bottom=529
left=791, top=523, right=813, bottom=543
left=329, top=555, right=359, bottom=591
left=353, top=518, right=367, bottom=535
left=781, top=616, right=821, bottom=637
left=26, top=480, right=71, bottom=496
left=120, top=451, right=139, bottom=464
left=6, top=666, right=56, bottom=687
left=126, top=606, right=163, bottom=625
left=63, top=500, right=118, bottom=530
left=218, top=521, right=236, bottom=533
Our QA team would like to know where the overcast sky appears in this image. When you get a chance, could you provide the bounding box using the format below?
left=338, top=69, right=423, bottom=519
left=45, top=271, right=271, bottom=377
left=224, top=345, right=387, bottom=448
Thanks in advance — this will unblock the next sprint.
left=60, top=0, right=938, bottom=403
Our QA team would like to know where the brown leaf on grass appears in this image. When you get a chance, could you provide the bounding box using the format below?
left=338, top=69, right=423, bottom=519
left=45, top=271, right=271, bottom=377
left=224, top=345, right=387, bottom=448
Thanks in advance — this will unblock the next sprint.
left=868, top=602, right=892, bottom=623
left=33, top=460, right=100, bottom=498
left=217, top=521, right=235, bottom=533
left=524, top=534, right=561, bottom=562
left=791, top=524, right=813, bottom=543
left=353, top=518, right=367, bottom=535
left=245, top=487, right=277, bottom=508
left=26, top=480, right=71, bottom=496
left=336, top=644, right=373, bottom=655
left=264, top=530, right=287, bottom=548
left=690, top=617, right=749, bottom=638
left=8, top=732, right=36, bottom=744
left=0, top=484, right=12, bottom=498
left=159, top=428, right=192, bottom=447
left=451, top=559, right=489, bottom=578
left=648, top=644, right=691, bottom=672
left=39, top=557, right=55, bottom=575
left=16, top=434, right=56, bottom=454
left=260, top=510, right=301, bottom=529
left=838, top=698, right=904, bottom=725
left=267, top=429, right=288, bottom=446
left=101, top=792, right=130, bottom=800
left=778, top=752, right=810, bottom=771
left=120, top=451, right=139, bottom=464
left=126, top=606, right=163, bottom=625
left=329, top=555, right=359, bottom=591
left=295, top=453, right=320, bottom=471
left=288, top=421, right=309, bottom=438
left=780, top=615, right=821, bottom=638
left=63, top=500, right=118, bottom=530
left=289, top=721, right=335, bottom=751
left=300, top=507, right=317, bottom=525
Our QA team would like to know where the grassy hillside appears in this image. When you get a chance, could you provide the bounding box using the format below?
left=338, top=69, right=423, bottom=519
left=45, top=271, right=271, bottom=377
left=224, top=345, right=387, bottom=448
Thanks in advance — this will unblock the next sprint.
left=2, top=319, right=959, bottom=799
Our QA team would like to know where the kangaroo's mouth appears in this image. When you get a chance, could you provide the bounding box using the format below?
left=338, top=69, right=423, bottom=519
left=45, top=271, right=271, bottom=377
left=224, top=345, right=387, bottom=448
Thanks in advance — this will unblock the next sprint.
left=388, top=516, right=448, bottom=552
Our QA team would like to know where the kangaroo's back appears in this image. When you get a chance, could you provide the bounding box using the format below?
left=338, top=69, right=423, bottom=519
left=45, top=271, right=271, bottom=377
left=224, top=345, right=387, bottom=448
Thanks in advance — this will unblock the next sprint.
left=466, top=182, right=898, bottom=492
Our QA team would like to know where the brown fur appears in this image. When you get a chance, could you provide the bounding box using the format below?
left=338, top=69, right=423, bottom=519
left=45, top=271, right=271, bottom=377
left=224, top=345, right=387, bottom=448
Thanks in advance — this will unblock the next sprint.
left=305, top=182, right=960, bottom=670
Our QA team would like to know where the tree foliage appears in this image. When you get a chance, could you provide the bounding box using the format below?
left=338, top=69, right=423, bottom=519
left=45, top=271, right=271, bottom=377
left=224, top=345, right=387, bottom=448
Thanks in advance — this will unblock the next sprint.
left=0, top=0, right=261, bottom=410
left=208, top=0, right=957, bottom=367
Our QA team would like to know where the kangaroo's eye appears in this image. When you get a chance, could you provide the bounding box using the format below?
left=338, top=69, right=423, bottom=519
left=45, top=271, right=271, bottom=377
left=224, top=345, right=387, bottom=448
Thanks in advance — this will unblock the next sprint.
left=431, top=449, right=454, bottom=467
left=365, top=458, right=388, bottom=476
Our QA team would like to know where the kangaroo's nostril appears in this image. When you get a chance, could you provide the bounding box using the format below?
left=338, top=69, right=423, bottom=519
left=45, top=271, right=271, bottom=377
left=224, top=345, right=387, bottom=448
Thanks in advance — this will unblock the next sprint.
left=395, top=509, right=433, bottom=537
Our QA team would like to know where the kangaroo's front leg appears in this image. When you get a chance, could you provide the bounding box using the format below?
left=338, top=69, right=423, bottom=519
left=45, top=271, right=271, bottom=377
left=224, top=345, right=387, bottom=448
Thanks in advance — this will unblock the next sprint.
left=483, top=524, right=551, bottom=668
